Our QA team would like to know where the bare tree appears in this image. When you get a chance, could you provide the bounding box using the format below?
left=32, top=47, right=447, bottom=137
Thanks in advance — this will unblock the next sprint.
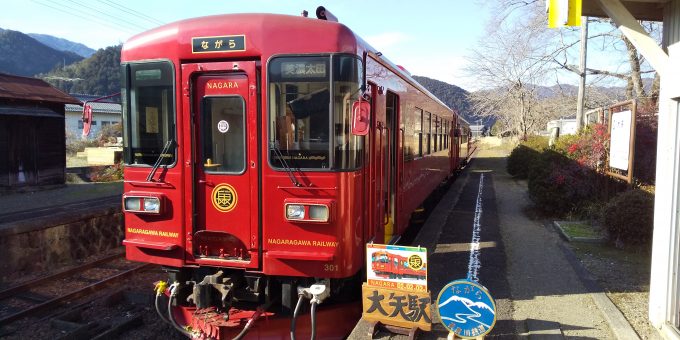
left=469, top=0, right=661, bottom=137
left=466, top=7, right=561, bottom=139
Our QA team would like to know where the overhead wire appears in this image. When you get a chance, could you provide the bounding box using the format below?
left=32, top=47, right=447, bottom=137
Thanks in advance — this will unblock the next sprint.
left=97, top=0, right=165, bottom=26
left=60, top=0, right=152, bottom=31
left=30, top=0, right=139, bottom=35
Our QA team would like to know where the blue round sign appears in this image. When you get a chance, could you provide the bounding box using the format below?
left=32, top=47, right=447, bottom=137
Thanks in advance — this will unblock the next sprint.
left=436, top=280, right=496, bottom=338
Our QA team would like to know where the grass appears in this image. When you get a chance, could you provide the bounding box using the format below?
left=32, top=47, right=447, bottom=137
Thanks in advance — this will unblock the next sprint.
left=559, top=221, right=602, bottom=239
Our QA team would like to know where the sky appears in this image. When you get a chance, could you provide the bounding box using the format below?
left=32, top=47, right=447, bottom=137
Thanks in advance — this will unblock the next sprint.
left=2, top=0, right=491, bottom=91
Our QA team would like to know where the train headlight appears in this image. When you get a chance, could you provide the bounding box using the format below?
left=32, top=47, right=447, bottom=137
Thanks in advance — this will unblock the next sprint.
left=286, top=204, right=305, bottom=220
left=309, top=205, right=329, bottom=222
left=284, top=200, right=333, bottom=223
left=143, top=197, right=161, bottom=213
left=123, top=194, right=163, bottom=214
left=124, top=197, right=142, bottom=211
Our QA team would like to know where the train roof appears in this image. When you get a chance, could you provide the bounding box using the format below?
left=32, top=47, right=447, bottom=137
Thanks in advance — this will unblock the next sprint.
left=123, top=12, right=453, bottom=114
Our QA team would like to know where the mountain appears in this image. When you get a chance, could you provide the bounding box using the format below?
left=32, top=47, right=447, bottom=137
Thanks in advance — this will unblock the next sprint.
left=0, top=29, right=83, bottom=77
left=412, top=76, right=489, bottom=126
left=438, top=294, right=496, bottom=328
left=40, top=45, right=121, bottom=95
left=28, top=33, right=95, bottom=58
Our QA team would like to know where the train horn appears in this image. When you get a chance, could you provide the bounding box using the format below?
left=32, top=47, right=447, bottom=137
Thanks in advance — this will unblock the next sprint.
left=316, top=6, right=338, bottom=22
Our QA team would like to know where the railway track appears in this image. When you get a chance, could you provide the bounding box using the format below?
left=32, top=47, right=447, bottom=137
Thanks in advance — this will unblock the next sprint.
left=0, top=251, right=153, bottom=337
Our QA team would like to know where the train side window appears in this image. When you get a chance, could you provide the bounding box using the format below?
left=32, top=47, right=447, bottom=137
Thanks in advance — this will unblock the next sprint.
left=433, top=115, right=438, bottom=152
left=424, top=111, right=431, bottom=155
left=414, top=107, right=423, bottom=158
left=440, top=119, right=444, bottom=150
left=443, top=120, right=447, bottom=150
left=444, top=120, right=449, bottom=149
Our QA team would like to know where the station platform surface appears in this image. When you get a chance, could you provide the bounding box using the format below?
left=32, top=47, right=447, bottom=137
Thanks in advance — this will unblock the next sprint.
left=349, top=139, right=637, bottom=339
left=0, top=182, right=122, bottom=234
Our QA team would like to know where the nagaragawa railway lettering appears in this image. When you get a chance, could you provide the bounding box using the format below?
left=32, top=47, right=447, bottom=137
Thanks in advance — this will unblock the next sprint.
left=127, top=227, right=179, bottom=239
left=268, top=238, right=338, bottom=247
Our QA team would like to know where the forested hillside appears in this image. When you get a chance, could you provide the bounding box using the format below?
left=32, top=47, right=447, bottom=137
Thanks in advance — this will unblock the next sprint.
left=41, top=45, right=121, bottom=95
left=412, top=75, right=486, bottom=124
left=0, top=29, right=82, bottom=77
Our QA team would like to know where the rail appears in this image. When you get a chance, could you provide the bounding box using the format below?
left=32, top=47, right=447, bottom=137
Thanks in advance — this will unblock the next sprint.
left=0, top=253, right=151, bottom=326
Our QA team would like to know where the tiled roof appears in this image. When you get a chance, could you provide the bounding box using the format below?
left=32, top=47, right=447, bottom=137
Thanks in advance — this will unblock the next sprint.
left=65, top=102, right=121, bottom=114
left=0, top=73, right=80, bottom=104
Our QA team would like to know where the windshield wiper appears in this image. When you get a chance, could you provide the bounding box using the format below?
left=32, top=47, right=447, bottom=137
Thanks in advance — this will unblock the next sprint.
left=270, top=142, right=302, bottom=187
left=147, top=140, right=174, bottom=182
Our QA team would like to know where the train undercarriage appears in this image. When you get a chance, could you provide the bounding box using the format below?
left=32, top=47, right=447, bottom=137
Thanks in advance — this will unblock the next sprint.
left=155, top=267, right=362, bottom=339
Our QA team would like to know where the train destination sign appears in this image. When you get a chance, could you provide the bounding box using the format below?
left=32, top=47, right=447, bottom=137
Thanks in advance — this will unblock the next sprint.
left=366, top=244, right=428, bottom=292
left=192, top=35, right=246, bottom=53
left=280, top=61, right=327, bottom=79
left=437, top=280, right=496, bottom=338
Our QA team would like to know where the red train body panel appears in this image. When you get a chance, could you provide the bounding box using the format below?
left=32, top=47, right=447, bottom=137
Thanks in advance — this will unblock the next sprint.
left=120, top=10, right=475, bottom=339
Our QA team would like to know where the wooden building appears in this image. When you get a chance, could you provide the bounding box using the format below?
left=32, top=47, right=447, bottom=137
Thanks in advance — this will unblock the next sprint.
left=0, top=73, right=80, bottom=189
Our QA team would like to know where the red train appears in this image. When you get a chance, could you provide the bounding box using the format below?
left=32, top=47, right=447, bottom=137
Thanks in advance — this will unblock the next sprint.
left=371, top=250, right=427, bottom=280
left=120, top=7, right=474, bottom=339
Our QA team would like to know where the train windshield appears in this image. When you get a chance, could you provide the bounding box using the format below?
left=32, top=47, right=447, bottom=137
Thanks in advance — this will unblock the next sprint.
left=121, top=61, right=176, bottom=166
left=268, top=55, right=363, bottom=170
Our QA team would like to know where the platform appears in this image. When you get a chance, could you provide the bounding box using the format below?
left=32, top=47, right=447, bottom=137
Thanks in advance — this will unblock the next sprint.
left=0, top=182, right=124, bottom=283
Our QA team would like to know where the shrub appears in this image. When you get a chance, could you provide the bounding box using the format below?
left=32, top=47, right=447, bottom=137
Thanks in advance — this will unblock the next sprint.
left=89, top=163, right=124, bottom=182
left=602, top=189, right=655, bottom=247
left=527, top=149, right=598, bottom=216
left=506, top=136, right=548, bottom=179
left=555, top=124, right=609, bottom=172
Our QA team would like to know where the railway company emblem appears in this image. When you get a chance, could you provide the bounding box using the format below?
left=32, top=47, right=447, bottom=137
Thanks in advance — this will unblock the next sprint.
left=408, top=254, right=424, bottom=270
left=211, top=184, right=237, bottom=212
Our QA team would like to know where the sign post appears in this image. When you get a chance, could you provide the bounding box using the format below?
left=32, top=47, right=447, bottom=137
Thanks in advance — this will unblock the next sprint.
left=607, top=100, right=636, bottom=184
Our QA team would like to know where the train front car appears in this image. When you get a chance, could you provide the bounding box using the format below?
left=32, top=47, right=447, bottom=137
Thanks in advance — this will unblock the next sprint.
left=120, top=13, right=367, bottom=339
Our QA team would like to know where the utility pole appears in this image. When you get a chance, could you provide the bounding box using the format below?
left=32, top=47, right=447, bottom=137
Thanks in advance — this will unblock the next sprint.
left=576, top=17, right=589, bottom=131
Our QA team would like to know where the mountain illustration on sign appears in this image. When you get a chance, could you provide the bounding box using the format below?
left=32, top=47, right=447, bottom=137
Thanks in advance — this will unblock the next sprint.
left=438, top=295, right=495, bottom=328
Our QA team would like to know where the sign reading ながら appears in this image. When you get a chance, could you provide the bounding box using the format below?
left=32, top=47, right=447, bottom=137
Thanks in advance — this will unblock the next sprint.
left=437, top=280, right=496, bottom=338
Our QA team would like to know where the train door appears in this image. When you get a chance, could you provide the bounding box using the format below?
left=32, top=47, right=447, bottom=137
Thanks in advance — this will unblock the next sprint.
left=451, top=116, right=460, bottom=170
left=366, top=83, right=385, bottom=243
left=184, top=62, right=260, bottom=269
left=384, top=91, right=399, bottom=243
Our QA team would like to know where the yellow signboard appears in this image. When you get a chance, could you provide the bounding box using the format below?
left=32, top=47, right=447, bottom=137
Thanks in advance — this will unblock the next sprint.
left=548, top=0, right=582, bottom=28
left=361, top=284, right=432, bottom=331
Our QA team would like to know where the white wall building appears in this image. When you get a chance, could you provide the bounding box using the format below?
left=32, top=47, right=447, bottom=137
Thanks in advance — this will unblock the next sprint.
left=65, top=95, right=121, bottom=139
left=546, top=118, right=578, bottom=136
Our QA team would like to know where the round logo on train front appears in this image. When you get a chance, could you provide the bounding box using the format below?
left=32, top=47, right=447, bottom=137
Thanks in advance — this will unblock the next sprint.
left=211, top=183, right=238, bottom=212
left=436, top=280, right=496, bottom=338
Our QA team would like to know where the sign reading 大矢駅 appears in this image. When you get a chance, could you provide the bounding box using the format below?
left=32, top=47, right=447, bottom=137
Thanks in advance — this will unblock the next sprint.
left=366, top=244, right=427, bottom=292
left=361, top=284, right=432, bottom=331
